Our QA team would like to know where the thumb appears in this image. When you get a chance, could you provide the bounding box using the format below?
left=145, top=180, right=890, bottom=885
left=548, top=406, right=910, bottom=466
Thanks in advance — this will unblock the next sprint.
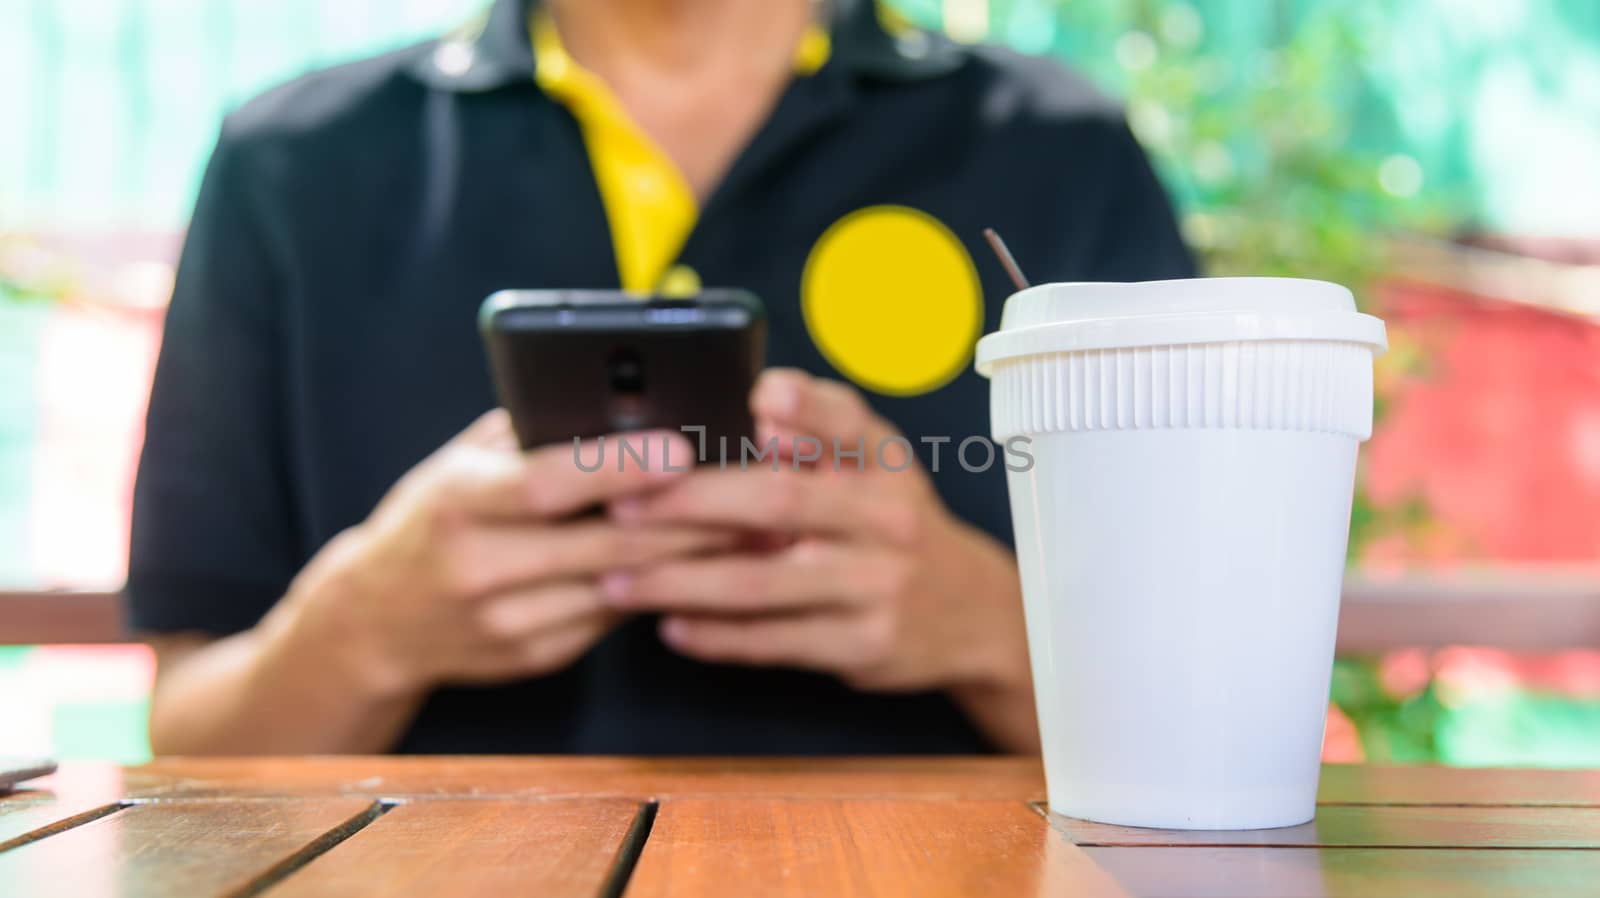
left=751, top=369, right=909, bottom=469
left=453, top=408, right=517, bottom=451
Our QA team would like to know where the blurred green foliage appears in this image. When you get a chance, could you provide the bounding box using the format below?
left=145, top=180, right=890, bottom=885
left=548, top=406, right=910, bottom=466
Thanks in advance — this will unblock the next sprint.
left=1331, top=657, right=1445, bottom=763
left=899, top=1, right=1457, bottom=260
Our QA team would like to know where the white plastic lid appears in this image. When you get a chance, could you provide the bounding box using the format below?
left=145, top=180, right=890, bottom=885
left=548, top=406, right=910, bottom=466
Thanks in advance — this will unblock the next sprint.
left=974, top=277, right=1388, bottom=376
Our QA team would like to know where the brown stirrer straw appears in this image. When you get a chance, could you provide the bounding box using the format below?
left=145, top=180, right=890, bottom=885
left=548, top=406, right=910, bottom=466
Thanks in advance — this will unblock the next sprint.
left=982, top=228, right=1031, bottom=292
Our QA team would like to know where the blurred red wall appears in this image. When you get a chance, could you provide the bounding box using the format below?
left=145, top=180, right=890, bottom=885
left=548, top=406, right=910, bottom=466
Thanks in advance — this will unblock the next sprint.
left=1363, top=279, right=1600, bottom=564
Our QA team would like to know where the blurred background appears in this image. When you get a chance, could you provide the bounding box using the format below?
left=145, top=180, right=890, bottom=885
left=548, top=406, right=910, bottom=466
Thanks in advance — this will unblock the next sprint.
left=3, top=0, right=1598, bottom=765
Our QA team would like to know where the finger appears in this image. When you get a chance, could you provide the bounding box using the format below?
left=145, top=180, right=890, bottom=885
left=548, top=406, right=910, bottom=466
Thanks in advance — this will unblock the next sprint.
left=600, top=541, right=869, bottom=613
left=450, top=612, right=616, bottom=683
left=437, top=430, right=694, bottom=520
left=388, top=410, right=516, bottom=515
left=472, top=581, right=605, bottom=641
left=423, top=441, right=530, bottom=519
left=611, top=468, right=905, bottom=540
left=657, top=611, right=862, bottom=671
left=515, top=613, right=616, bottom=674
left=453, top=408, right=515, bottom=449
left=751, top=369, right=904, bottom=463
left=755, top=418, right=920, bottom=473
left=445, top=520, right=740, bottom=597
left=519, top=430, right=698, bottom=517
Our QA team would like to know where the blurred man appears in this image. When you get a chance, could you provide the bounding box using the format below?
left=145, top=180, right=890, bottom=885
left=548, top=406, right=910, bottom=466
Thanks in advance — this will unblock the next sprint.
left=130, top=0, right=1193, bottom=755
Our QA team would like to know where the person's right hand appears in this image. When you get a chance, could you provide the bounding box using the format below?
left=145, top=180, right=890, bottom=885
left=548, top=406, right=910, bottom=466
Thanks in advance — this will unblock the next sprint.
left=279, top=409, right=720, bottom=698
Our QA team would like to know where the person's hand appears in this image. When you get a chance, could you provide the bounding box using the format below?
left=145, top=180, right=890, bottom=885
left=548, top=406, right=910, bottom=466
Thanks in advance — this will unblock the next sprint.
left=600, top=370, right=1035, bottom=747
left=282, top=410, right=726, bottom=698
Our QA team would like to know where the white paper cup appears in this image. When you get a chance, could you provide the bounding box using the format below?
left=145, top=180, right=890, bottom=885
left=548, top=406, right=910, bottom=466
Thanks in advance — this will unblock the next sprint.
left=975, top=278, right=1387, bottom=830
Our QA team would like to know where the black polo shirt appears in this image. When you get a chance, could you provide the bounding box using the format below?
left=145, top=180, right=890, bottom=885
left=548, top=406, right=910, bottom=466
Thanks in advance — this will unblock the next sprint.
left=129, top=0, right=1195, bottom=754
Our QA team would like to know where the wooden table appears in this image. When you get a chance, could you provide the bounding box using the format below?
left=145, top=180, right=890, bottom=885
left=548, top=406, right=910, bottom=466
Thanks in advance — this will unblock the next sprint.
left=4, top=758, right=1599, bottom=897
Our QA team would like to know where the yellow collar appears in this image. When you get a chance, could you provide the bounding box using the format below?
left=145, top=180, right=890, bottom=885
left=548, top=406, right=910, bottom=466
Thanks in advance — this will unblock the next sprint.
left=530, top=10, right=831, bottom=294
left=532, top=9, right=831, bottom=82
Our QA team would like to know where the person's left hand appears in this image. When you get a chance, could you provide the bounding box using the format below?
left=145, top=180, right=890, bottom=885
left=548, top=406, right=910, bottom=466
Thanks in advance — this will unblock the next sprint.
left=601, top=368, right=1037, bottom=749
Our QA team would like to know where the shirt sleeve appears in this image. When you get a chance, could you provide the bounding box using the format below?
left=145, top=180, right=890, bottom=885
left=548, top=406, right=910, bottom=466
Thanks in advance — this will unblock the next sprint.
left=1084, top=118, right=1199, bottom=282
left=126, top=124, right=301, bottom=636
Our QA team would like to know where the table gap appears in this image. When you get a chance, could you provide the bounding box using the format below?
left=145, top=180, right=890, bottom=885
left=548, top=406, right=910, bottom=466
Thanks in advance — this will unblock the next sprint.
left=0, top=801, right=129, bottom=853
left=597, top=801, right=658, bottom=898
left=224, top=800, right=392, bottom=898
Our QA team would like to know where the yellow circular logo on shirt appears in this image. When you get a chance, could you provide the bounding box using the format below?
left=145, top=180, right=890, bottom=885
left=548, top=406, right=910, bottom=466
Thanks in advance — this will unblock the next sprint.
left=801, top=205, right=983, bottom=397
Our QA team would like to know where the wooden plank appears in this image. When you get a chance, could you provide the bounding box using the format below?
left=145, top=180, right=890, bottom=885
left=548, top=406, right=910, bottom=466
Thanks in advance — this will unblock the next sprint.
left=1051, top=805, right=1600, bottom=848
left=267, top=799, right=641, bottom=898
left=1084, top=846, right=1600, bottom=898
left=0, top=591, right=125, bottom=644
left=132, top=756, right=1047, bottom=801
left=626, top=799, right=1130, bottom=898
left=1319, top=764, right=1600, bottom=806
left=0, top=798, right=377, bottom=898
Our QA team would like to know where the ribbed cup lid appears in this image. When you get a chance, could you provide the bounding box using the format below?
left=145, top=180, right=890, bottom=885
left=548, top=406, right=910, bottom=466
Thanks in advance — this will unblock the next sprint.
left=975, top=277, right=1387, bottom=376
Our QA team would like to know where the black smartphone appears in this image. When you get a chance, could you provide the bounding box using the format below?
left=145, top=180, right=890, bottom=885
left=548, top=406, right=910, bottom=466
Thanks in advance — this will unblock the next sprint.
left=0, top=757, right=56, bottom=793
left=479, top=289, right=767, bottom=457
